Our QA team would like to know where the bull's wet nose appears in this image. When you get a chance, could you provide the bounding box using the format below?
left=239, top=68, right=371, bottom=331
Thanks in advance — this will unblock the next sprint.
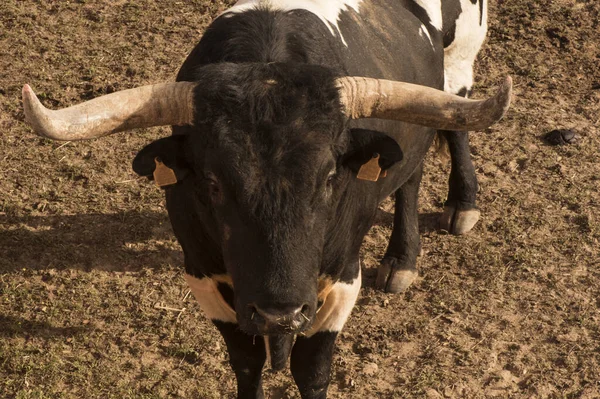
left=250, top=304, right=311, bottom=333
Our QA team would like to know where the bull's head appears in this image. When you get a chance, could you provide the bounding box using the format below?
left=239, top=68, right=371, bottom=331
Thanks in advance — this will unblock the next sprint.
left=23, top=63, right=511, bottom=335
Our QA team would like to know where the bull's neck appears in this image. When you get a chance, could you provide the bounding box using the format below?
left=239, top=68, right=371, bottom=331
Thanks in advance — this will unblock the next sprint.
left=185, top=8, right=345, bottom=68
left=321, top=178, right=381, bottom=279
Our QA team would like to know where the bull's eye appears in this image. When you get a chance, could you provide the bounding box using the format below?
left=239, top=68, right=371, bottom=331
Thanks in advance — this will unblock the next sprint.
left=327, top=169, right=337, bottom=185
left=208, top=179, right=219, bottom=193
left=205, top=174, right=221, bottom=200
left=325, top=169, right=336, bottom=198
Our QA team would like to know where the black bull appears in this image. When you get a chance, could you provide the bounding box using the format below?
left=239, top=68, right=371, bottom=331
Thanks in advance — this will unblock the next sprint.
left=22, top=1, right=511, bottom=398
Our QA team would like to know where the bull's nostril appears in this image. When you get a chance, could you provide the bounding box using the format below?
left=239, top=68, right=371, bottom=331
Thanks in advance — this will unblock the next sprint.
left=300, top=304, right=310, bottom=320
left=249, top=305, right=259, bottom=321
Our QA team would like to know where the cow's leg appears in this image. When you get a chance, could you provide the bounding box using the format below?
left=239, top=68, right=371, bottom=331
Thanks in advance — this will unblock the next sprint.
left=439, top=0, right=488, bottom=235
left=214, top=321, right=267, bottom=399
left=439, top=56, right=481, bottom=236
left=376, top=163, right=423, bottom=293
left=291, top=265, right=361, bottom=398
left=437, top=128, right=480, bottom=235
left=184, top=274, right=264, bottom=397
left=290, top=332, right=337, bottom=399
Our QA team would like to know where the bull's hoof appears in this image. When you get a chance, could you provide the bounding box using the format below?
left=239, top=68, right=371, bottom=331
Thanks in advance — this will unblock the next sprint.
left=375, top=257, right=417, bottom=293
left=439, top=205, right=480, bottom=235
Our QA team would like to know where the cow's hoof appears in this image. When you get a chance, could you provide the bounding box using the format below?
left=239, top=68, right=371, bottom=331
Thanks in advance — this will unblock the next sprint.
left=439, top=206, right=480, bottom=235
left=376, top=257, right=417, bottom=293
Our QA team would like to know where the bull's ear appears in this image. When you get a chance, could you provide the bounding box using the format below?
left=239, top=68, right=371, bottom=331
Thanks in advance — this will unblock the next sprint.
left=342, top=129, right=403, bottom=180
left=132, top=135, right=193, bottom=183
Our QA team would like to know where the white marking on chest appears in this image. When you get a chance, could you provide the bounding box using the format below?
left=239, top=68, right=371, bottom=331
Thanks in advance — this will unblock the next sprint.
left=413, top=0, right=442, bottom=30
left=184, top=274, right=237, bottom=323
left=225, top=0, right=362, bottom=45
left=306, top=268, right=361, bottom=336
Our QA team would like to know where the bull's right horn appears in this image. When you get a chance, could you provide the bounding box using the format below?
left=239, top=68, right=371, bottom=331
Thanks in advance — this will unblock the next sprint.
left=22, top=82, right=197, bottom=141
left=337, top=76, right=512, bottom=131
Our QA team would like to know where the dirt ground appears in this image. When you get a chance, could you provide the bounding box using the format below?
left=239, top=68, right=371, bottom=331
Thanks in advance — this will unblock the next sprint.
left=1, top=0, right=599, bottom=398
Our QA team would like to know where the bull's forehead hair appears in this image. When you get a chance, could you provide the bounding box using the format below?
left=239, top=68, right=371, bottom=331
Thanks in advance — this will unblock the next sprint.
left=194, top=62, right=346, bottom=162
left=194, top=62, right=344, bottom=130
left=196, top=62, right=346, bottom=222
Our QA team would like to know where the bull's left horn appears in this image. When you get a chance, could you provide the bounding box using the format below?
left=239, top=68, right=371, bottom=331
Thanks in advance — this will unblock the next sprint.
left=337, top=76, right=512, bottom=131
left=22, top=82, right=197, bottom=141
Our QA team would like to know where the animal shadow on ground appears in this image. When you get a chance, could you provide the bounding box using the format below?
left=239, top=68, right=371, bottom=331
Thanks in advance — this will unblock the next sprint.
left=0, top=211, right=181, bottom=273
left=373, top=208, right=442, bottom=234
left=0, top=315, right=89, bottom=339
left=2, top=207, right=439, bottom=275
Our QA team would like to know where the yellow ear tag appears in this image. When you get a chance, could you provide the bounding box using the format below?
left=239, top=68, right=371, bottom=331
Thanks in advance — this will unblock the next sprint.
left=357, top=153, right=382, bottom=182
left=153, top=157, right=178, bottom=187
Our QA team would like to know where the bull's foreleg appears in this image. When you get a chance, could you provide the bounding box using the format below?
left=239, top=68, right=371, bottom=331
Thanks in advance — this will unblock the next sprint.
left=437, top=129, right=480, bottom=235
left=214, top=321, right=267, bottom=399
left=291, top=265, right=361, bottom=398
left=376, top=162, right=423, bottom=293
left=290, top=331, right=337, bottom=399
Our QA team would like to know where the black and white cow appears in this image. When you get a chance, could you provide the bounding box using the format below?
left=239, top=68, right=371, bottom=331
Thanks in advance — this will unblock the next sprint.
left=23, top=0, right=510, bottom=397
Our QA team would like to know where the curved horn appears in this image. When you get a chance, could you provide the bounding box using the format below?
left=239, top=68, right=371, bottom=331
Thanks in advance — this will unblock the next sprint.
left=336, top=76, right=512, bottom=131
left=22, top=82, right=197, bottom=141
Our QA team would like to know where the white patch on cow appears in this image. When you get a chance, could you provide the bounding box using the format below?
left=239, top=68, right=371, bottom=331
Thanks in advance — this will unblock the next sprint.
left=413, top=0, right=442, bottom=30
left=184, top=274, right=237, bottom=323
left=224, top=0, right=363, bottom=45
left=444, top=0, right=488, bottom=95
left=419, top=24, right=433, bottom=47
left=306, top=268, right=361, bottom=336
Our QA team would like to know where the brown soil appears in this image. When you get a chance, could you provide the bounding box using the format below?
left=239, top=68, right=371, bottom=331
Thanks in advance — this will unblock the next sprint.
left=1, top=1, right=599, bottom=398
